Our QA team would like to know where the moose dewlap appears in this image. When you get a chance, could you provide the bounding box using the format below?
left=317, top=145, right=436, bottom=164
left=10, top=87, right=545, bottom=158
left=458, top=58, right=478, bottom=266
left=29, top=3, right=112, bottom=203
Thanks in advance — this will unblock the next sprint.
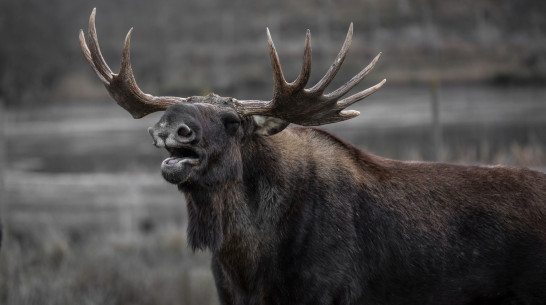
left=80, top=9, right=546, bottom=305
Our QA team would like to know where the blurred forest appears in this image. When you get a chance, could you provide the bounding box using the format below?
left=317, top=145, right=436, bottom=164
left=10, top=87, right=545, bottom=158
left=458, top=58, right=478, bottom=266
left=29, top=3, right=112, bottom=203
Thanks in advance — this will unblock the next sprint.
left=1, top=0, right=545, bottom=106
left=0, top=0, right=545, bottom=304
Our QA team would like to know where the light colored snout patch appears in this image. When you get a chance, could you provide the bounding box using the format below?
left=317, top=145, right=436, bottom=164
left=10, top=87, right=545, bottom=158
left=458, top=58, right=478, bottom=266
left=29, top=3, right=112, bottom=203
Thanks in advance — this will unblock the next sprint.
left=148, top=123, right=196, bottom=148
left=148, top=127, right=166, bottom=148
left=148, top=126, right=182, bottom=148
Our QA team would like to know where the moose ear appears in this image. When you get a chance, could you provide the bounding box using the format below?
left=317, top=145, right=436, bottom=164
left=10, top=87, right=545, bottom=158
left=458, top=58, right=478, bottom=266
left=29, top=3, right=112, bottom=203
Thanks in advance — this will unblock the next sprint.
left=252, top=116, right=289, bottom=136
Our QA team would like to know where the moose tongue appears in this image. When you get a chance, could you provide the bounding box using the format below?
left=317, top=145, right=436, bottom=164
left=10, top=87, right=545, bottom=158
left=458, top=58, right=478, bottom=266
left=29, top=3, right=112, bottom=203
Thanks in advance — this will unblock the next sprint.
left=167, top=158, right=183, bottom=165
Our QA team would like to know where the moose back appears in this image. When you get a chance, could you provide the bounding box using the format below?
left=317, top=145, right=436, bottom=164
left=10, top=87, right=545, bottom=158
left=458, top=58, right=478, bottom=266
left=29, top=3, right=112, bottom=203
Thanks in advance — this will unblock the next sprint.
left=80, top=9, right=546, bottom=305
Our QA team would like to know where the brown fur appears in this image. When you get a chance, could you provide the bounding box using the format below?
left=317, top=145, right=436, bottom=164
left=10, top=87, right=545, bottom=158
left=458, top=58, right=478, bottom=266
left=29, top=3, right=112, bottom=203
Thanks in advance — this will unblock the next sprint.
left=149, top=101, right=546, bottom=304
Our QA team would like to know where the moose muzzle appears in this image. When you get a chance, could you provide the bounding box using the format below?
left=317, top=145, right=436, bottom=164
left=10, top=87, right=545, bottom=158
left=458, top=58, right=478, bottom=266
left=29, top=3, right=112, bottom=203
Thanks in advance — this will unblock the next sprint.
left=147, top=108, right=202, bottom=185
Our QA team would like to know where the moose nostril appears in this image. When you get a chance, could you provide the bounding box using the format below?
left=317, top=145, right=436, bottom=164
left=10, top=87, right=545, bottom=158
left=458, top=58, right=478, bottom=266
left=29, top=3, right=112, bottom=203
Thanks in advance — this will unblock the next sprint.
left=177, top=124, right=192, bottom=138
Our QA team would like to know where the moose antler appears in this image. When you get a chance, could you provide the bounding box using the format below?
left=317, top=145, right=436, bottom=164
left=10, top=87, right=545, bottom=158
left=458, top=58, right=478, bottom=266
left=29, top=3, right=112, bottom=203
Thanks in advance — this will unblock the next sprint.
left=79, top=8, right=183, bottom=118
left=234, top=23, right=386, bottom=126
left=80, top=10, right=384, bottom=125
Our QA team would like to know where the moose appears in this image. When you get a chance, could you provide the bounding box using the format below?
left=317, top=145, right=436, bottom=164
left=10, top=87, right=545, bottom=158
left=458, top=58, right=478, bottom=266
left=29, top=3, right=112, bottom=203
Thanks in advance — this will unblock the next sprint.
left=80, top=9, right=546, bottom=305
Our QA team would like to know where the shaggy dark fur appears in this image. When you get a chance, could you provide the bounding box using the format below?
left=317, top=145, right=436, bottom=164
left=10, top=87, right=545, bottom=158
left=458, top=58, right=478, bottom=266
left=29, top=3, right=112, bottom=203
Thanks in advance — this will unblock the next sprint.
left=150, top=99, right=546, bottom=305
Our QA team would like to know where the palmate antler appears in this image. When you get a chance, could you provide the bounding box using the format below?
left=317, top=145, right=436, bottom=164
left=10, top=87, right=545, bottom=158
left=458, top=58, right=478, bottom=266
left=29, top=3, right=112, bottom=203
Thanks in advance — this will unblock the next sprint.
left=80, top=9, right=385, bottom=125
left=79, top=8, right=183, bottom=118
left=234, top=24, right=386, bottom=126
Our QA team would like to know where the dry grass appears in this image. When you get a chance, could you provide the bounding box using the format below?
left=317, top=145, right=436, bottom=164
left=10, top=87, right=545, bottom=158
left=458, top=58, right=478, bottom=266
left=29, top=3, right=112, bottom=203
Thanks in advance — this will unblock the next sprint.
left=0, top=214, right=218, bottom=305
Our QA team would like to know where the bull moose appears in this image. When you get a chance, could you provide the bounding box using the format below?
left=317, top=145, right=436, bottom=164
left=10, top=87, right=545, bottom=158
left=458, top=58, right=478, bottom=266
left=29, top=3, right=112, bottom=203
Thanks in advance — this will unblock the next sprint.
left=80, top=9, right=546, bottom=305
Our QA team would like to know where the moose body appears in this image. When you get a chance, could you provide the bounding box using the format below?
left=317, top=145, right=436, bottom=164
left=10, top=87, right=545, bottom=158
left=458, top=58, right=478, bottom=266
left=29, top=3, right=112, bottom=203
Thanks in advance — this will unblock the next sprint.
left=161, top=102, right=546, bottom=305
left=80, top=9, right=546, bottom=304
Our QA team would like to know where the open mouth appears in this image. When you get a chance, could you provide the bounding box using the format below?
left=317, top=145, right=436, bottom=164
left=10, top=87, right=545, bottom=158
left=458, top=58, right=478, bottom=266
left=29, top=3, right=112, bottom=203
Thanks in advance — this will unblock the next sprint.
left=164, top=147, right=200, bottom=166
left=160, top=146, right=201, bottom=185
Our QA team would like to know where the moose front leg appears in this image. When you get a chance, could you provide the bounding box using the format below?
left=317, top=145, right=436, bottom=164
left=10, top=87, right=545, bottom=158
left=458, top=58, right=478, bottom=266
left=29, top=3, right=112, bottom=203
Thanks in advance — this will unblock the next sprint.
left=212, top=257, right=236, bottom=305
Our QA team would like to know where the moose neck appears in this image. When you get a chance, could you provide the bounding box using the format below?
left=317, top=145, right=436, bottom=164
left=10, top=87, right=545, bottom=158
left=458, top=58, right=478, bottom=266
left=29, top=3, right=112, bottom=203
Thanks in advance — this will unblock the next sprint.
left=180, top=126, right=384, bottom=254
left=179, top=131, right=293, bottom=254
left=183, top=182, right=248, bottom=253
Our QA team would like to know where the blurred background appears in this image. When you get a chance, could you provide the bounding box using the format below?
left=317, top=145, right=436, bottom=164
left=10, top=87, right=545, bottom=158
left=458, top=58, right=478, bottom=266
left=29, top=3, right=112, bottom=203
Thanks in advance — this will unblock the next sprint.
left=0, top=0, right=545, bottom=304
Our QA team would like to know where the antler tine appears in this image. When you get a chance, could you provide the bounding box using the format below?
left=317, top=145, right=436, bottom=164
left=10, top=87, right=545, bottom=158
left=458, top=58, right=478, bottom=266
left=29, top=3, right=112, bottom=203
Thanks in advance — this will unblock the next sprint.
left=119, top=28, right=134, bottom=77
left=309, top=23, right=353, bottom=93
left=266, top=28, right=286, bottom=96
left=327, top=52, right=382, bottom=101
left=336, top=78, right=386, bottom=109
left=86, top=8, right=114, bottom=83
left=79, top=30, right=109, bottom=84
left=79, top=9, right=183, bottom=119
left=292, top=30, right=312, bottom=90
left=116, top=27, right=162, bottom=107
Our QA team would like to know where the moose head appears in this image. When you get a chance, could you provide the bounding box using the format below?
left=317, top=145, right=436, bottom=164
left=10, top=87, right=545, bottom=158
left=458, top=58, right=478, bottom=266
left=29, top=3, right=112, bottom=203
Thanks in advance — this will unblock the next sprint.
left=79, top=9, right=385, bottom=188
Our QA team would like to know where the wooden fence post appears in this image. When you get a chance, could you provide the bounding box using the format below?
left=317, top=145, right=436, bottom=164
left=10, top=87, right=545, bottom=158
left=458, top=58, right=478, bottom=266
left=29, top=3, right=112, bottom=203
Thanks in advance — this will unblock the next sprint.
left=0, top=98, right=6, bottom=248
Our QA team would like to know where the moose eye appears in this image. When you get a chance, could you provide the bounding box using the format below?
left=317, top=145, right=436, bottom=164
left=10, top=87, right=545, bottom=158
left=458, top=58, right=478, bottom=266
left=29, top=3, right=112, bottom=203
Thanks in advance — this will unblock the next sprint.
left=177, top=125, right=193, bottom=137
left=221, top=113, right=241, bottom=135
